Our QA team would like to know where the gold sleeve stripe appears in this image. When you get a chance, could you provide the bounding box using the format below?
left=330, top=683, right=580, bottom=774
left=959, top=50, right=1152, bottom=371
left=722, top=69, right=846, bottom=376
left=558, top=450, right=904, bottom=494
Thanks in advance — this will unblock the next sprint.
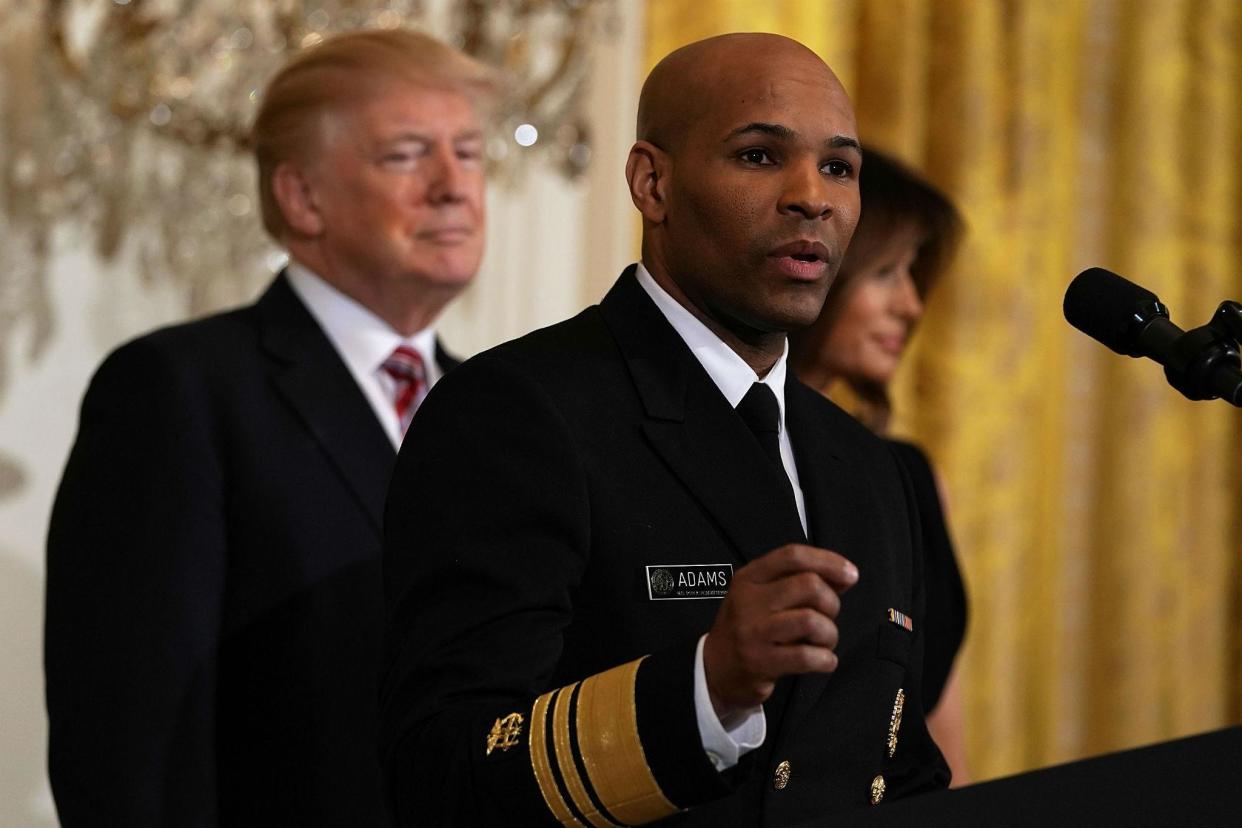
left=530, top=690, right=585, bottom=828
left=575, top=657, right=679, bottom=824
left=552, top=683, right=623, bottom=828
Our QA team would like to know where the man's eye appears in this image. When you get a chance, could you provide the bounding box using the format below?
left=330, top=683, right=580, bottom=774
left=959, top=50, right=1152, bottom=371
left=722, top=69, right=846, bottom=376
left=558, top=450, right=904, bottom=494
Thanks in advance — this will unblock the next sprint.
left=379, top=145, right=428, bottom=167
left=823, top=159, right=854, bottom=177
left=739, top=148, right=773, bottom=165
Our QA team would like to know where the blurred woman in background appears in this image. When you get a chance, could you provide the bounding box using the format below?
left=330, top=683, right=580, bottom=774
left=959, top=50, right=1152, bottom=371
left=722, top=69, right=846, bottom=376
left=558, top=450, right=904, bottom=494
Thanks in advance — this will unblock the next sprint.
left=791, top=147, right=970, bottom=784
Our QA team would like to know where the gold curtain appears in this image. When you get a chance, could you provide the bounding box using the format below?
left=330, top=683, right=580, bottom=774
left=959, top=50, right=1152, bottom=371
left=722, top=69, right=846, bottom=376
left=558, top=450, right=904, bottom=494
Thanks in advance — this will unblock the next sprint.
left=645, top=0, right=1242, bottom=781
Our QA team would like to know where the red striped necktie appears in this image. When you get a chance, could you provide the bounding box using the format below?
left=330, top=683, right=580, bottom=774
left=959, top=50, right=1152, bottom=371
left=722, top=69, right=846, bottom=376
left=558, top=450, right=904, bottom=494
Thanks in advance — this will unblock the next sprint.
left=380, top=345, right=426, bottom=436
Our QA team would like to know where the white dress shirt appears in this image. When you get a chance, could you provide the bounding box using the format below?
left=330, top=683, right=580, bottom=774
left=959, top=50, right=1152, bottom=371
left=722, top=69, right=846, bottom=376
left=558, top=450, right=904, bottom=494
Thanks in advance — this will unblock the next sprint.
left=286, top=260, right=443, bottom=449
left=634, top=263, right=808, bottom=530
left=635, top=262, right=810, bottom=771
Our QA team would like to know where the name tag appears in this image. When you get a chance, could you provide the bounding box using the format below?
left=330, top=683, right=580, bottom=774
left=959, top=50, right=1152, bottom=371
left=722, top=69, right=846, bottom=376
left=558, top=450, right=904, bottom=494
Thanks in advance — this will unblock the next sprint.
left=645, top=564, right=734, bottom=600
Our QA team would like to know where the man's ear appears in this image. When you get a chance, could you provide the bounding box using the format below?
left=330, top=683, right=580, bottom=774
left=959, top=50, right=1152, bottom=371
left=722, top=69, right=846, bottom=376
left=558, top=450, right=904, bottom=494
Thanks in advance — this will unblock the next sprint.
left=271, top=161, right=326, bottom=237
left=625, top=140, right=669, bottom=224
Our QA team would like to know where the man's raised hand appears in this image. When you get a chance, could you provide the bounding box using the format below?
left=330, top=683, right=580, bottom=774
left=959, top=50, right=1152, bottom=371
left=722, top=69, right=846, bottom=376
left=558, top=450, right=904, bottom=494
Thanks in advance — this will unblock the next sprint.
left=703, top=544, right=859, bottom=720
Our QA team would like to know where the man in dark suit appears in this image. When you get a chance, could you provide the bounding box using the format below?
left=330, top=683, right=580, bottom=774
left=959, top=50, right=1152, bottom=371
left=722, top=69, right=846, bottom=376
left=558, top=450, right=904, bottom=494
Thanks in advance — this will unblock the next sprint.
left=44, top=29, right=497, bottom=827
left=380, top=33, right=949, bottom=827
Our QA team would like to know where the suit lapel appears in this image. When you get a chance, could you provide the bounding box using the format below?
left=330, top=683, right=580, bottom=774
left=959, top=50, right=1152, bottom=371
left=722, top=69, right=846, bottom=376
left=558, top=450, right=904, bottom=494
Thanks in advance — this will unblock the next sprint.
left=258, top=273, right=396, bottom=536
left=599, top=268, right=805, bottom=564
left=434, top=337, right=461, bottom=373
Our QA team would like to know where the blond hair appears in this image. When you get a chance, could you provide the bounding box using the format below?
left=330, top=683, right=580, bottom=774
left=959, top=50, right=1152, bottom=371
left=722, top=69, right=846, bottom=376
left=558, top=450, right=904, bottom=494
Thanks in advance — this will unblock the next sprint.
left=252, top=28, right=503, bottom=239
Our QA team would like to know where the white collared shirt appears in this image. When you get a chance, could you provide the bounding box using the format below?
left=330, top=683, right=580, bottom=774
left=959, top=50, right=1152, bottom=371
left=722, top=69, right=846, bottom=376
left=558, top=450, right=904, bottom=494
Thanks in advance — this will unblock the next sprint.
left=285, top=260, right=443, bottom=449
left=635, top=261, right=816, bottom=772
left=634, top=263, right=808, bottom=531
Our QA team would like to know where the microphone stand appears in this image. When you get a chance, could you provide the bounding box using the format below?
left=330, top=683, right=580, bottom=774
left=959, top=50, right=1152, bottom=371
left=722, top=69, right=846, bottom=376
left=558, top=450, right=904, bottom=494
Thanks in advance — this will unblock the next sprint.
left=1152, top=300, right=1242, bottom=406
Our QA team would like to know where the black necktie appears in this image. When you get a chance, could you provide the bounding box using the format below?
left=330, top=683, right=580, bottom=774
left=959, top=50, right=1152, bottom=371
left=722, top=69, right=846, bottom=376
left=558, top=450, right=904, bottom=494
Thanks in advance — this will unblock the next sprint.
left=735, top=382, right=784, bottom=473
left=736, top=382, right=805, bottom=539
left=735, top=384, right=804, bottom=541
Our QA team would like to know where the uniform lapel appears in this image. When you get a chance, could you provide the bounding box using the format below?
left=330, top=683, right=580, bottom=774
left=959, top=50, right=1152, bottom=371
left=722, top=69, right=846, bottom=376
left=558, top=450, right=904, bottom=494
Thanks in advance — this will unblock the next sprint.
left=776, top=379, right=877, bottom=735
left=258, top=273, right=396, bottom=536
left=599, top=268, right=805, bottom=564
left=784, top=380, right=866, bottom=564
left=784, top=379, right=876, bottom=646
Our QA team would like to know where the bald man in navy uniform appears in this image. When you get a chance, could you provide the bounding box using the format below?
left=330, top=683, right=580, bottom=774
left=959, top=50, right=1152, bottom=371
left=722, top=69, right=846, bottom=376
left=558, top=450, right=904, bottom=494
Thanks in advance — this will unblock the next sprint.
left=380, top=33, right=949, bottom=827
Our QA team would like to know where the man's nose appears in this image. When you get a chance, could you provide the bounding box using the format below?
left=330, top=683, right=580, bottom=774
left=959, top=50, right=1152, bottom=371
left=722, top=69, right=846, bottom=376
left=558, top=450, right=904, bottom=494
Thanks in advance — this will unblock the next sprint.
left=426, top=145, right=468, bottom=204
left=778, top=163, right=834, bottom=220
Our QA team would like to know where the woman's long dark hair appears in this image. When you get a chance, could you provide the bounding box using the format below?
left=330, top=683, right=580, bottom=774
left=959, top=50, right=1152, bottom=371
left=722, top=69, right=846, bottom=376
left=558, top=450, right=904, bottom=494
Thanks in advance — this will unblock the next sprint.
left=791, top=146, right=963, bottom=432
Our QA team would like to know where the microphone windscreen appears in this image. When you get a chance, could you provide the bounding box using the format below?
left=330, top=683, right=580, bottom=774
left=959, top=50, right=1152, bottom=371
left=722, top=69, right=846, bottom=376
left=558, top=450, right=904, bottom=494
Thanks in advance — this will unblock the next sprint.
left=1063, top=267, right=1161, bottom=356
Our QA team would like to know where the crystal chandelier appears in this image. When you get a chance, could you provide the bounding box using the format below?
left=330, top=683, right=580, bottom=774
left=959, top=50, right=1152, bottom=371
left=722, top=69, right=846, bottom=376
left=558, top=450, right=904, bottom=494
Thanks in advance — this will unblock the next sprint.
left=0, top=0, right=609, bottom=399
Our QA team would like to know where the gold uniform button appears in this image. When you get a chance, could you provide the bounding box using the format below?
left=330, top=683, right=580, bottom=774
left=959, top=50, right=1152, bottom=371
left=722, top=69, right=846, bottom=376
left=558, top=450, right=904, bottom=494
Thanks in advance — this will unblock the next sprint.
left=773, top=760, right=791, bottom=790
left=870, top=773, right=886, bottom=805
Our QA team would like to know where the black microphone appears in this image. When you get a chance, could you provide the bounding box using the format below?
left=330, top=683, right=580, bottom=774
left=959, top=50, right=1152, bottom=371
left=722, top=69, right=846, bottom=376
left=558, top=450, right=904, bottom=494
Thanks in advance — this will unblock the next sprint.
left=1064, top=267, right=1242, bottom=406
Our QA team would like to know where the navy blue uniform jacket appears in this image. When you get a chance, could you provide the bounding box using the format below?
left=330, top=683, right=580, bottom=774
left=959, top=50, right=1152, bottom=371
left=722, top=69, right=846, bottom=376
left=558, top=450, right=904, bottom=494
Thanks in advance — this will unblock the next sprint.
left=380, top=268, right=949, bottom=827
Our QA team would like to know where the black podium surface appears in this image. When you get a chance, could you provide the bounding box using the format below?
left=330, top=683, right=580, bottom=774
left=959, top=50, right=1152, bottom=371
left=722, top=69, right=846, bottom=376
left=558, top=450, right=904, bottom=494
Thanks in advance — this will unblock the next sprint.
left=811, top=726, right=1242, bottom=827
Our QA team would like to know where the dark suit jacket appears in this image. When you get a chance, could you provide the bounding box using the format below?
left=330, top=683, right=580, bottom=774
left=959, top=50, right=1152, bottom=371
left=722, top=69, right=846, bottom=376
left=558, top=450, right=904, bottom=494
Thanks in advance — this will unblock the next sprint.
left=45, top=273, right=458, bottom=828
left=380, top=267, right=948, bottom=827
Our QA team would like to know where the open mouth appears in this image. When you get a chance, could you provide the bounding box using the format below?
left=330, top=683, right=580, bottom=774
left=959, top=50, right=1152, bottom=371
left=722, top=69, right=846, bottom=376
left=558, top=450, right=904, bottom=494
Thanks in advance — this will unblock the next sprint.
left=770, top=239, right=831, bottom=262
left=769, top=240, right=831, bottom=280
